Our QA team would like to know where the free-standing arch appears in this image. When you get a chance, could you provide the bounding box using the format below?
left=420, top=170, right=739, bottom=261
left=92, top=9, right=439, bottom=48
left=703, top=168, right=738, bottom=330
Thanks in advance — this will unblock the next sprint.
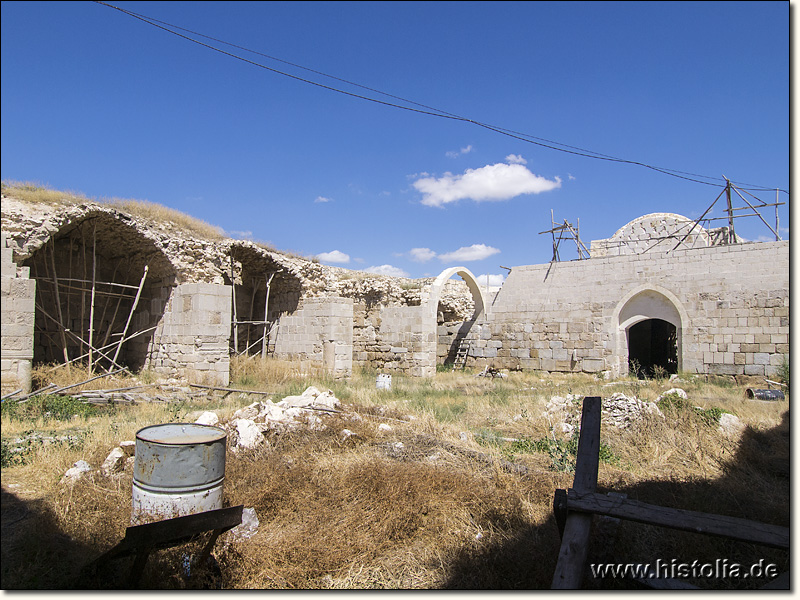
left=425, top=267, right=488, bottom=369
left=613, top=285, right=688, bottom=377
left=426, top=266, right=487, bottom=320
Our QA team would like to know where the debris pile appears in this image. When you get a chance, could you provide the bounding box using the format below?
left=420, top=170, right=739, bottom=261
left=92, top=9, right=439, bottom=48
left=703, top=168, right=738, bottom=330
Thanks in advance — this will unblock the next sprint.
left=544, top=392, right=663, bottom=432
left=225, top=386, right=341, bottom=451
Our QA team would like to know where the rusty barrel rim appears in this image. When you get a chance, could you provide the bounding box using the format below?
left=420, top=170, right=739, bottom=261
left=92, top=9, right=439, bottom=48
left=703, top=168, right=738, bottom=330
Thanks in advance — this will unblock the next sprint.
left=136, top=422, right=227, bottom=445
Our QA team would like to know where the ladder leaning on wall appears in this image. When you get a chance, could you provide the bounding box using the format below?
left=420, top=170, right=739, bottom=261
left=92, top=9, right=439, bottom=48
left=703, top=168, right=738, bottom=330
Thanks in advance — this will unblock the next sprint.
left=452, top=339, right=471, bottom=371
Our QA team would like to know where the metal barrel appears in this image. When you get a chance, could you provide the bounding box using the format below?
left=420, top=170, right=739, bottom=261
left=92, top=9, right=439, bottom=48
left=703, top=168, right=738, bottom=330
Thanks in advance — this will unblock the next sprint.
left=745, top=388, right=785, bottom=401
left=132, top=423, right=227, bottom=524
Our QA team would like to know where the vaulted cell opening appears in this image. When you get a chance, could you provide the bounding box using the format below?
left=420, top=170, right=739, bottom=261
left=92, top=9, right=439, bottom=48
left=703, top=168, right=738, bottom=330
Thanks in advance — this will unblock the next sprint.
left=226, top=245, right=302, bottom=356
left=618, top=288, right=683, bottom=379
left=627, top=318, right=678, bottom=378
left=23, top=213, right=176, bottom=372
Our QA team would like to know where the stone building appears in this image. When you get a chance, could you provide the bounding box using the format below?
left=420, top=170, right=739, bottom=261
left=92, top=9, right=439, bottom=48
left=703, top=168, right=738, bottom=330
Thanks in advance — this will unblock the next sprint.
left=0, top=193, right=789, bottom=394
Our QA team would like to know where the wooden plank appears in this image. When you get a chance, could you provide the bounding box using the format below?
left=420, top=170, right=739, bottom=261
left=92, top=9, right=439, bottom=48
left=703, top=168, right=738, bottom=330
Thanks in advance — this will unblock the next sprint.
left=566, top=490, right=789, bottom=550
left=551, top=396, right=601, bottom=589
left=124, top=505, right=244, bottom=550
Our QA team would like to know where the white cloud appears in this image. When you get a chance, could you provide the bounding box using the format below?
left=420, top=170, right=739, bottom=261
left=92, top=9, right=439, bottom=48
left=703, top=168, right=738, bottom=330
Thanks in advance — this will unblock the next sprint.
left=409, top=247, right=437, bottom=263
left=364, top=264, right=409, bottom=277
left=505, top=154, right=527, bottom=165
left=413, top=162, right=561, bottom=207
left=476, top=273, right=506, bottom=288
left=446, top=144, right=474, bottom=158
left=438, top=244, right=500, bottom=263
left=316, top=250, right=350, bottom=264
left=314, top=196, right=333, bottom=203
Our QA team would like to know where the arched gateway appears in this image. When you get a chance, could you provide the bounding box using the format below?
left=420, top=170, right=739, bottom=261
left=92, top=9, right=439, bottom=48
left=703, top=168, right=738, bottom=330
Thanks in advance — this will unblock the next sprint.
left=613, top=285, right=688, bottom=378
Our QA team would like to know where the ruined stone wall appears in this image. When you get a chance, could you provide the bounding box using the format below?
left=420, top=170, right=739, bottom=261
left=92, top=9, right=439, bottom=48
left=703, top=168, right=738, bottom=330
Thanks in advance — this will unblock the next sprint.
left=272, top=297, right=354, bottom=378
left=146, top=283, right=232, bottom=384
left=1, top=232, right=36, bottom=392
left=486, top=240, right=789, bottom=377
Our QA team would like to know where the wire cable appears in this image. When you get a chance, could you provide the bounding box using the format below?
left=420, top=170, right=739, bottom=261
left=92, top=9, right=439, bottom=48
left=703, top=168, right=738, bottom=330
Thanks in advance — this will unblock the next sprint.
left=94, top=1, right=788, bottom=196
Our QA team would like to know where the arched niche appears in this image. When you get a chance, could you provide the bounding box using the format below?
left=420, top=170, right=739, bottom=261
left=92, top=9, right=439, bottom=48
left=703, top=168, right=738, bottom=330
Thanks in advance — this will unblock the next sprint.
left=22, top=212, right=176, bottom=372
left=226, top=244, right=302, bottom=355
left=614, top=286, right=688, bottom=378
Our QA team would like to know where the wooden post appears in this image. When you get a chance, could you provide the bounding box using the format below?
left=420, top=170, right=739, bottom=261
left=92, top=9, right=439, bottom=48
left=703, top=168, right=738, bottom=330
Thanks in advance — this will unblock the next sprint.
left=48, top=239, right=70, bottom=364
left=551, top=396, right=601, bottom=589
left=112, top=265, right=148, bottom=367
left=775, top=189, right=780, bottom=241
left=724, top=178, right=736, bottom=243
left=88, top=223, right=97, bottom=372
left=261, top=273, right=274, bottom=358
left=230, top=257, right=239, bottom=354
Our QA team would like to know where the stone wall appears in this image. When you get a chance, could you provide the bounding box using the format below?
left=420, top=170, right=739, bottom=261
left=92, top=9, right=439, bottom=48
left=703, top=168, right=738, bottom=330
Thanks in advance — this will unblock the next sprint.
left=1, top=193, right=790, bottom=383
left=146, top=283, right=232, bottom=385
left=1, top=233, right=36, bottom=393
left=273, top=297, right=354, bottom=378
left=487, top=239, right=789, bottom=377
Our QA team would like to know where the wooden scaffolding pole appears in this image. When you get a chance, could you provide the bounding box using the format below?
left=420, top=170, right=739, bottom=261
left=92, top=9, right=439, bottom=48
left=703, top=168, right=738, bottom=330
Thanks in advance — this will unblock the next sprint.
left=88, top=222, right=97, bottom=372
left=230, top=257, right=239, bottom=354
left=262, top=273, right=275, bottom=358
left=112, top=265, right=149, bottom=368
left=48, top=239, right=70, bottom=364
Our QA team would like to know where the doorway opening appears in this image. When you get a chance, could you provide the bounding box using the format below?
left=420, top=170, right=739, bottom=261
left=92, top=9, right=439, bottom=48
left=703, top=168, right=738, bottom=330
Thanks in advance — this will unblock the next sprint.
left=627, top=318, right=678, bottom=379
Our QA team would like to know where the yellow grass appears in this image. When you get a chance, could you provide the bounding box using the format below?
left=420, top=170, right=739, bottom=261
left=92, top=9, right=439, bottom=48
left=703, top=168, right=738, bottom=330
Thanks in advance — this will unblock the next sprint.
left=2, top=181, right=225, bottom=241
left=1, top=363, right=789, bottom=589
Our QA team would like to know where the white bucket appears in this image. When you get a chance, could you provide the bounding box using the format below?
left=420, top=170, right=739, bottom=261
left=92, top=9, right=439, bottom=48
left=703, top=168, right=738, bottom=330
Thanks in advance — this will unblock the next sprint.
left=376, top=373, right=392, bottom=390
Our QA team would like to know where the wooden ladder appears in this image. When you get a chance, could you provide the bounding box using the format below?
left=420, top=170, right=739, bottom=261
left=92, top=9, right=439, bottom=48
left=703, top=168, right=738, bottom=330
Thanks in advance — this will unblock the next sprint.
left=453, top=339, right=471, bottom=371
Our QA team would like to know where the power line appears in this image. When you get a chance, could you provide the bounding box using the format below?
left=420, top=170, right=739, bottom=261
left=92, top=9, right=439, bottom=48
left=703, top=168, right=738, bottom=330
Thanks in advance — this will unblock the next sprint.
left=94, top=1, right=788, bottom=196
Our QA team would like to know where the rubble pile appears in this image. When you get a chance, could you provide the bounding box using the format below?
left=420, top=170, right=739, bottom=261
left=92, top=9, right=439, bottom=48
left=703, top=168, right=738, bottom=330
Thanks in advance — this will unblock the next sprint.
left=544, top=392, right=663, bottom=433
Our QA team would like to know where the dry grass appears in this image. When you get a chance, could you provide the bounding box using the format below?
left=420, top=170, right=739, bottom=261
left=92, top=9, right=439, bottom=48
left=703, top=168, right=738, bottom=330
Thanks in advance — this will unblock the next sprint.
left=1, top=362, right=789, bottom=589
left=2, top=181, right=225, bottom=241
left=1, top=180, right=90, bottom=206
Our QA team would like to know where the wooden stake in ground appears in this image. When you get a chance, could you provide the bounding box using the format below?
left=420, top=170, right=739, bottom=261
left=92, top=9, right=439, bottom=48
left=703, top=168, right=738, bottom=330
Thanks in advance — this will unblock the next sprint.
left=551, top=396, right=601, bottom=590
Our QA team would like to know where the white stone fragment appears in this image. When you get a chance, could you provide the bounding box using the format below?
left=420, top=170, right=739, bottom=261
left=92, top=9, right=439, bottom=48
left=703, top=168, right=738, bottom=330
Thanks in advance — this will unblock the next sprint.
left=194, top=411, right=219, bottom=426
left=100, top=447, right=127, bottom=477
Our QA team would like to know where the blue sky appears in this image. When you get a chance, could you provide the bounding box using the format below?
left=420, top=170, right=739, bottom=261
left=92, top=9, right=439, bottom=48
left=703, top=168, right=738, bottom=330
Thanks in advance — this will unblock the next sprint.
left=1, top=1, right=789, bottom=284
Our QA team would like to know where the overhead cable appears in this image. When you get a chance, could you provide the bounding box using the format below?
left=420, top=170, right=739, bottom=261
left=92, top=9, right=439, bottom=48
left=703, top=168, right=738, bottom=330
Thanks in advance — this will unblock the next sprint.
left=93, top=1, right=788, bottom=195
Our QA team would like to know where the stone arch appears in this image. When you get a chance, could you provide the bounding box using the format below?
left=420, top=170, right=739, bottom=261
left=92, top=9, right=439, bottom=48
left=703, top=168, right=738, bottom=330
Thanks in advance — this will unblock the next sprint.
left=427, top=266, right=487, bottom=320
left=426, top=267, right=488, bottom=368
left=226, top=243, right=303, bottom=355
left=22, top=211, right=176, bottom=372
left=613, top=285, right=688, bottom=377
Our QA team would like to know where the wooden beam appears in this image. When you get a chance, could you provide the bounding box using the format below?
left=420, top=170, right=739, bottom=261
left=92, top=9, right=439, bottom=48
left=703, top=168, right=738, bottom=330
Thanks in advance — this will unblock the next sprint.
left=565, top=490, right=789, bottom=550
left=551, top=396, right=601, bottom=589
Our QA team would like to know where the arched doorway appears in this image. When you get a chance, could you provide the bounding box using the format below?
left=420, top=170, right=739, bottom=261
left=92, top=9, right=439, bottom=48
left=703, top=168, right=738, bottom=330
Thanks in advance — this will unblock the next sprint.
left=627, top=318, right=678, bottom=378
left=615, top=286, right=686, bottom=378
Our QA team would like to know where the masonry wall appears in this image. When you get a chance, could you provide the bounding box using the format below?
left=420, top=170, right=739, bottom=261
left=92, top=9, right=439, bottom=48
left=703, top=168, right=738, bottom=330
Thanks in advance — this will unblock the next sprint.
left=273, top=297, right=354, bottom=378
left=484, top=240, right=789, bottom=377
left=1, top=233, right=36, bottom=393
left=146, top=282, right=232, bottom=385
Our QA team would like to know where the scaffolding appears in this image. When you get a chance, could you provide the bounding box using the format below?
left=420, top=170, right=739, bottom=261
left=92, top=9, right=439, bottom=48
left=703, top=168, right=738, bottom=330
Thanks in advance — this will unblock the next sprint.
left=539, top=210, right=591, bottom=262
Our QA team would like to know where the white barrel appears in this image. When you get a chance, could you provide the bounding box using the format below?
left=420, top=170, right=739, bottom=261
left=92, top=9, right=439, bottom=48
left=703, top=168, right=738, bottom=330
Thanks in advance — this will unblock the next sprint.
left=376, top=373, right=392, bottom=390
left=132, top=423, right=227, bottom=524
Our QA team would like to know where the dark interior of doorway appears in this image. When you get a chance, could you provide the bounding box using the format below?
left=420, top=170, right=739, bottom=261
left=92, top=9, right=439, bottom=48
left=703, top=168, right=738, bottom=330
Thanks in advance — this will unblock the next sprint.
left=627, top=318, right=678, bottom=379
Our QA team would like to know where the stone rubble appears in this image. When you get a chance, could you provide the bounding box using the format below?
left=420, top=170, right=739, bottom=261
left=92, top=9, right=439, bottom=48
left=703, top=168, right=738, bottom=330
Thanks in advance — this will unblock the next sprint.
left=543, top=392, right=663, bottom=432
